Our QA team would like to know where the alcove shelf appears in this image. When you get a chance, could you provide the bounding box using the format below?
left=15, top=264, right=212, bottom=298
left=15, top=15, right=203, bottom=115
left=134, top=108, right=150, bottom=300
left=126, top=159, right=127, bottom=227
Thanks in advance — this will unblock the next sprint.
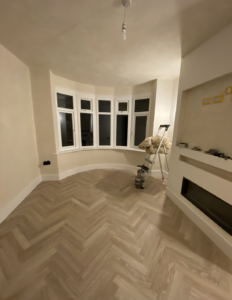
left=178, top=147, right=232, bottom=173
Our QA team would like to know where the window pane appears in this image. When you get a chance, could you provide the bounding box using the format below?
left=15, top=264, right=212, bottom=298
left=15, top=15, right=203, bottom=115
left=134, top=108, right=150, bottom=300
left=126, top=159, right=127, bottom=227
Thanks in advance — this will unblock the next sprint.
left=99, top=100, right=111, bottom=112
left=118, top=102, right=127, bottom=112
left=80, top=113, right=93, bottom=147
left=59, top=113, right=74, bottom=147
left=134, top=116, right=147, bottom=146
left=81, top=99, right=91, bottom=110
left=99, top=115, right=111, bottom=145
left=57, top=93, right=73, bottom=109
left=134, top=99, right=149, bottom=112
left=116, top=115, right=128, bottom=146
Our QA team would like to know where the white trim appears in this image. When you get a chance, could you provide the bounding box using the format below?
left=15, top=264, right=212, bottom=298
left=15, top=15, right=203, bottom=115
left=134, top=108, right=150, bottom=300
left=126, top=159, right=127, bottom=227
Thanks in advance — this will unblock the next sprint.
left=54, top=147, right=144, bottom=155
left=40, top=164, right=168, bottom=181
left=0, top=176, right=41, bottom=224
left=165, top=187, right=232, bottom=260
left=41, top=174, right=60, bottom=181
left=96, top=95, right=114, bottom=148
left=54, top=86, right=155, bottom=154
left=131, top=95, right=151, bottom=149
left=55, top=86, right=78, bottom=151
left=77, top=92, right=96, bottom=149
left=114, top=95, right=132, bottom=149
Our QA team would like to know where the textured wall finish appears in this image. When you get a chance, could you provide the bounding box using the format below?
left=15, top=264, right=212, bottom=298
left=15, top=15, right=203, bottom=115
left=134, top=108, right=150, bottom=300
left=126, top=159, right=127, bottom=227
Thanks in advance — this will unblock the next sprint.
left=180, top=73, right=232, bottom=156
left=0, top=44, right=40, bottom=211
left=30, top=67, right=59, bottom=175
left=167, top=23, right=232, bottom=259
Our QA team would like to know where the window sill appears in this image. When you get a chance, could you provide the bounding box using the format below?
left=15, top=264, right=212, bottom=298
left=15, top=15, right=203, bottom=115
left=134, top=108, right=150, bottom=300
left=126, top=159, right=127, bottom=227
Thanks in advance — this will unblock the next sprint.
left=54, top=147, right=145, bottom=155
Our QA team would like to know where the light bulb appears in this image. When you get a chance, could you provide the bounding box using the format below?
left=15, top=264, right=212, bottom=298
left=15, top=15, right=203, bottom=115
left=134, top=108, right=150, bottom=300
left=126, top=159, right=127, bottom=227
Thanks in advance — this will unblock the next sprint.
left=122, top=29, right=126, bottom=40
left=122, top=22, right=126, bottom=40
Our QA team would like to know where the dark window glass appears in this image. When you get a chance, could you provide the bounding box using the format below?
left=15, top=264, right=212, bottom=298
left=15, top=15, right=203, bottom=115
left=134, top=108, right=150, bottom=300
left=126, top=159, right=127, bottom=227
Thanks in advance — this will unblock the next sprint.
left=118, top=102, right=127, bottom=112
left=57, top=93, right=73, bottom=109
left=134, top=98, right=149, bottom=112
left=134, top=116, right=147, bottom=146
left=99, top=100, right=111, bottom=112
left=116, top=115, right=128, bottom=146
left=59, top=112, right=74, bottom=147
left=80, top=113, right=93, bottom=147
left=99, top=115, right=111, bottom=145
left=81, top=99, right=91, bottom=110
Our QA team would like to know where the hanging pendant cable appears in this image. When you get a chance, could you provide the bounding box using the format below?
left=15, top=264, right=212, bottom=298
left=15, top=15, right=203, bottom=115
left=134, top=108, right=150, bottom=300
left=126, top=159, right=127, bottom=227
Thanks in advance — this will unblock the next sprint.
left=122, top=0, right=131, bottom=40
left=122, top=6, right=127, bottom=40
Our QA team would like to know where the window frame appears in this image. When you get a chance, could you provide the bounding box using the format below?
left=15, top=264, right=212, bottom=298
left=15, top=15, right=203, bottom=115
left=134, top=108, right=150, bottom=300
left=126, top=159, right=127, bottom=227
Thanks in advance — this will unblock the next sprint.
left=131, top=94, right=151, bottom=149
left=77, top=92, right=96, bottom=150
left=114, top=96, right=132, bottom=149
left=54, top=86, right=148, bottom=154
left=96, top=95, right=114, bottom=149
left=55, top=87, right=78, bottom=151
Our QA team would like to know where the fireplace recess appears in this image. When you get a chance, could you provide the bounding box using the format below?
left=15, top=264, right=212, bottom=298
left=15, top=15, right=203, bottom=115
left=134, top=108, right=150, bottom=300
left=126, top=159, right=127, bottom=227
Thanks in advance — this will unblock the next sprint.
left=181, top=178, right=232, bottom=235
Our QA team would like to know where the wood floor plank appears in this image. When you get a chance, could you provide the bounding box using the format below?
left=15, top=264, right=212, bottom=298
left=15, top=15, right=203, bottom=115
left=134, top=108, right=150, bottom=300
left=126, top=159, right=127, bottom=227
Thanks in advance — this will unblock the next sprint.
left=0, top=169, right=231, bottom=299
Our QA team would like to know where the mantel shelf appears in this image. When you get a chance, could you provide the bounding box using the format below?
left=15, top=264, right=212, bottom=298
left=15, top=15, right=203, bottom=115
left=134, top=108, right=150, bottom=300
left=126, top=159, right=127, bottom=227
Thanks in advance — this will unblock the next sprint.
left=178, top=148, right=232, bottom=173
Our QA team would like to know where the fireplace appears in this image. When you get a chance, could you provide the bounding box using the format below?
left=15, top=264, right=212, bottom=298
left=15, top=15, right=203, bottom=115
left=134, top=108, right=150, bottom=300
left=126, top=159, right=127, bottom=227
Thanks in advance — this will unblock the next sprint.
left=181, top=178, right=232, bottom=235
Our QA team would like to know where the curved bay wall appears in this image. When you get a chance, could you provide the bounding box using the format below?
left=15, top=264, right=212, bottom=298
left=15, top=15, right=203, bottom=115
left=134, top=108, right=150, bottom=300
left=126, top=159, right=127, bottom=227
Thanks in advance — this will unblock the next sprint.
left=50, top=72, right=160, bottom=175
left=30, top=69, right=177, bottom=177
left=57, top=149, right=148, bottom=174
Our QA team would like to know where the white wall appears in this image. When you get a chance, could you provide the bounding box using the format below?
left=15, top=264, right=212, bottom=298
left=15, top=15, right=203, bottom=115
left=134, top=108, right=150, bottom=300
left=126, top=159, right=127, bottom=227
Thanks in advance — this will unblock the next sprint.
left=0, top=45, right=40, bottom=216
left=30, top=67, right=59, bottom=175
left=167, top=23, right=232, bottom=260
left=153, top=79, right=173, bottom=134
left=168, top=77, right=179, bottom=143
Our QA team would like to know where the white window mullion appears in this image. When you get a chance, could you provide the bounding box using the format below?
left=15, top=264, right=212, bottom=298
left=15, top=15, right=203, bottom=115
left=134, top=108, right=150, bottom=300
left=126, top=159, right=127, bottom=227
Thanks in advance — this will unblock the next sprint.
left=96, top=95, right=114, bottom=148
left=55, top=86, right=78, bottom=151
left=132, top=95, right=151, bottom=149
left=78, top=92, right=95, bottom=149
left=115, top=96, right=132, bottom=149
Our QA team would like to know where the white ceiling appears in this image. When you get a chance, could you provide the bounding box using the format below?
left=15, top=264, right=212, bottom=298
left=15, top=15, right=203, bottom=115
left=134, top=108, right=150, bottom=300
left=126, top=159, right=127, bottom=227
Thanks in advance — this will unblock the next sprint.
left=0, top=0, right=232, bottom=86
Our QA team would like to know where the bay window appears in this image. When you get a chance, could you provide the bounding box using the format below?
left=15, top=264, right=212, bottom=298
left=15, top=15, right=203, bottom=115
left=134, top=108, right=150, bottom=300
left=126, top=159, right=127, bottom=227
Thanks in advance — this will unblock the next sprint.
left=115, top=97, right=131, bottom=148
left=78, top=94, right=95, bottom=149
left=132, top=97, right=150, bottom=148
left=56, top=90, right=77, bottom=150
left=97, top=97, right=113, bottom=147
left=55, top=87, right=151, bottom=153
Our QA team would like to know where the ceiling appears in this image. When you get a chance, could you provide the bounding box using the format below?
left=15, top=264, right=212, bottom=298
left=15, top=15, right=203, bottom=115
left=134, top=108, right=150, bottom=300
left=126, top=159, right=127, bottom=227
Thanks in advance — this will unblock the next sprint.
left=0, top=0, right=232, bottom=86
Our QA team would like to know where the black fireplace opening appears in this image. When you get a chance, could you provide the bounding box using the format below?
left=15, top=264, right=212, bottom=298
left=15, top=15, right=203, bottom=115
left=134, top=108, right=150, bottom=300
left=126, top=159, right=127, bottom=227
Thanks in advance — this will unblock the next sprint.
left=181, top=178, right=232, bottom=235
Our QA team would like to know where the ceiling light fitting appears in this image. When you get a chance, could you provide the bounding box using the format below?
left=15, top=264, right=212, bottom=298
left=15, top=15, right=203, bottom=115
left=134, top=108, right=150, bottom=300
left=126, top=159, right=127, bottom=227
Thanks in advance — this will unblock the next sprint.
left=121, top=0, right=131, bottom=40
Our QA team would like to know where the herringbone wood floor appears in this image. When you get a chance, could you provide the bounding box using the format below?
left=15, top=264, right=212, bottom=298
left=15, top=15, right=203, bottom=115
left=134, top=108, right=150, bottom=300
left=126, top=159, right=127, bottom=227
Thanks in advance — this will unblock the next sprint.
left=0, top=170, right=231, bottom=300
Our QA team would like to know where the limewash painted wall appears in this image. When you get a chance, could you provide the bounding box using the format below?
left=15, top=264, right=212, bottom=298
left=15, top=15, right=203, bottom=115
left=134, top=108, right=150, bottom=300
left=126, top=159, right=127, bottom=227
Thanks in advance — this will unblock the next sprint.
left=0, top=45, right=40, bottom=211
left=167, top=23, right=232, bottom=259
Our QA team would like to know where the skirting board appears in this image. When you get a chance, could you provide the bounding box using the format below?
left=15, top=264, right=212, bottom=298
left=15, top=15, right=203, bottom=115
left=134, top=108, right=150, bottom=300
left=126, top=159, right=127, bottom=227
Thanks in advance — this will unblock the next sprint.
left=166, top=187, right=232, bottom=260
left=0, top=176, right=41, bottom=224
left=41, top=164, right=168, bottom=181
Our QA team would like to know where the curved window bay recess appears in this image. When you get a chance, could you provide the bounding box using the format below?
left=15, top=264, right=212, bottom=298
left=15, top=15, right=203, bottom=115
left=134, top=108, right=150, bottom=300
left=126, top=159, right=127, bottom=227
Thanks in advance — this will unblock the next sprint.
left=55, top=87, right=151, bottom=153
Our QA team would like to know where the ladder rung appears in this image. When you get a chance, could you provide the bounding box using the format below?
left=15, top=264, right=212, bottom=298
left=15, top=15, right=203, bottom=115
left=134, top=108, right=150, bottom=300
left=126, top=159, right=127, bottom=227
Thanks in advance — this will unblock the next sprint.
left=145, top=158, right=152, bottom=164
left=140, top=165, right=149, bottom=172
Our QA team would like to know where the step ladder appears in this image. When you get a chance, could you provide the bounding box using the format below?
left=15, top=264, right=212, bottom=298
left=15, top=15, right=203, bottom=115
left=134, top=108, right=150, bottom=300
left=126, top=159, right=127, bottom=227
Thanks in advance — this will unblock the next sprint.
left=135, top=124, right=170, bottom=189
